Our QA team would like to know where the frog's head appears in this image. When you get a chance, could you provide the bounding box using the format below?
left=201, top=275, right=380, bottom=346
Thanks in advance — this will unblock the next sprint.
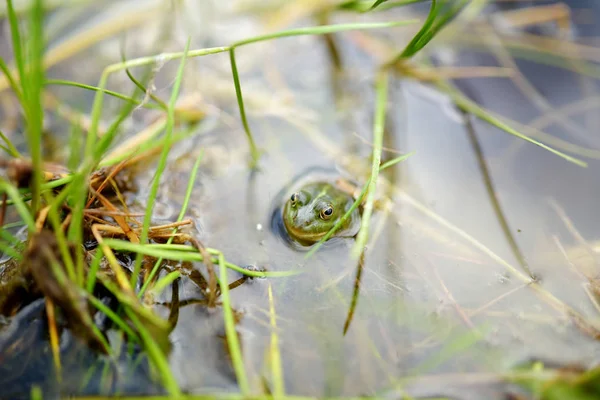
left=282, top=182, right=350, bottom=245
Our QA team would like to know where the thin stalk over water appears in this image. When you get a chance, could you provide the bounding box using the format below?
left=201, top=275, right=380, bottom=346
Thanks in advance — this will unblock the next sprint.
left=351, top=69, right=389, bottom=260
left=131, top=38, right=192, bottom=287
left=219, top=252, right=250, bottom=394
left=463, top=111, right=532, bottom=278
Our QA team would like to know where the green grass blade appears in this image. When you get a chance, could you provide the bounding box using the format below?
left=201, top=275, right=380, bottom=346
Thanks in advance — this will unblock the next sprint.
left=339, top=0, right=425, bottom=12
left=0, top=180, right=35, bottom=232
left=126, top=310, right=181, bottom=396
left=419, top=0, right=468, bottom=48
left=149, top=271, right=181, bottom=296
left=138, top=150, right=204, bottom=298
left=45, top=79, right=163, bottom=110
left=1, top=221, right=25, bottom=229
left=379, top=152, right=415, bottom=171
left=0, top=143, right=14, bottom=157
left=174, top=153, right=204, bottom=223
left=41, top=176, right=73, bottom=190
left=2, top=175, right=72, bottom=207
left=0, top=129, right=21, bottom=158
left=218, top=252, right=250, bottom=394
left=394, top=0, right=468, bottom=61
left=86, top=247, right=104, bottom=293
left=124, top=67, right=168, bottom=110
left=87, top=294, right=139, bottom=342
left=0, top=226, right=22, bottom=244
left=267, top=283, right=285, bottom=397
left=105, top=240, right=300, bottom=278
left=17, top=0, right=45, bottom=216
left=232, top=21, right=417, bottom=47
left=437, top=81, right=587, bottom=167
left=229, top=48, right=260, bottom=168
left=131, top=38, right=191, bottom=287
left=30, top=385, right=42, bottom=400
left=6, top=0, right=25, bottom=94
left=351, top=70, right=388, bottom=259
left=370, top=0, right=388, bottom=9
left=0, top=239, right=22, bottom=260
left=0, top=56, right=24, bottom=109
left=42, top=186, right=78, bottom=282
left=397, top=0, right=439, bottom=59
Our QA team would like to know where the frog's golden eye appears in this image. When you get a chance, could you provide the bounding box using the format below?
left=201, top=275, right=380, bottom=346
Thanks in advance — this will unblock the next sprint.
left=320, top=205, right=334, bottom=220
left=290, top=192, right=299, bottom=205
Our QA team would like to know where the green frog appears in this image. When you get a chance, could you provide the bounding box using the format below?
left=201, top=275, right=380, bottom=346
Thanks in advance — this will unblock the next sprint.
left=280, top=181, right=361, bottom=247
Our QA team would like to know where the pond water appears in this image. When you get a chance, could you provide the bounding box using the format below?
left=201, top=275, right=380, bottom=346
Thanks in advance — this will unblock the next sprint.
left=2, top=0, right=600, bottom=399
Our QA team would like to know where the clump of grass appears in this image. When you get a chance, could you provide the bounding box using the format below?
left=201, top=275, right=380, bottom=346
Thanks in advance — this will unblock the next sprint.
left=0, top=3, right=219, bottom=397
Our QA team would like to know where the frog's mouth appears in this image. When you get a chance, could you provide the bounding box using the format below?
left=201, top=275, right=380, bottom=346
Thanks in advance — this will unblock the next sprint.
left=269, top=206, right=322, bottom=248
left=285, top=226, right=326, bottom=244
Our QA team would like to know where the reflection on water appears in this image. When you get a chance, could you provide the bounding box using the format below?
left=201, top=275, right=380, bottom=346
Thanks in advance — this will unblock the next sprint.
left=2, top=0, right=600, bottom=398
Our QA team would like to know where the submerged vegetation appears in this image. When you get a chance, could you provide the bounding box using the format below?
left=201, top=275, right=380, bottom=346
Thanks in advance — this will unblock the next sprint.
left=0, top=0, right=599, bottom=399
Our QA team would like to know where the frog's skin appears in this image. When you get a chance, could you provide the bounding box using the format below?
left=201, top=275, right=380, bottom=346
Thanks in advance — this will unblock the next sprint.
left=282, top=181, right=360, bottom=246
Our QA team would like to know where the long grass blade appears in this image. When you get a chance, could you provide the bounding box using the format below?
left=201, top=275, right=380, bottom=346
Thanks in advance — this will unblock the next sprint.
left=87, top=294, right=139, bottom=342
left=218, top=252, right=250, bottom=394
left=5, top=0, right=25, bottom=94
left=229, top=48, right=260, bottom=168
left=126, top=310, right=181, bottom=396
left=351, top=70, right=388, bottom=259
left=370, top=0, right=388, bottom=9
left=124, top=67, right=168, bottom=110
left=14, top=0, right=45, bottom=216
left=131, top=38, right=191, bottom=287
left=233, top=21, right=417, bottom=47
left=397, top=0, right=439, bottom=59
left=0, top=180, right=35, bottom=232
left=437, top=81, right=587, bottom=167
left=86, top=247, right=104, bottom=293
left=339, top=0, right=426, bottom=13
left=138, top=151, right=204, bottom=297
left=106, top=239, right=300, bottom=277
left=150, top=271, right=181, bottom=296
left=45, top=79, right=162, bottom=110
left=395, top=0, right=468, bottom=61
left=267, top=283, right=285, bottom=397
left=0, top=239, right=22, bottom=260
left=0, top=56, right=24, bottom=110
left=0, top=129, right=21, bottom=158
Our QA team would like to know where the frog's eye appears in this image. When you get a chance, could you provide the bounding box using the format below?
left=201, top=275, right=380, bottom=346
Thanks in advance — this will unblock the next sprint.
left=290, top=192, right=299, bottom=205
left=320, top=205, right=334, bottom=220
